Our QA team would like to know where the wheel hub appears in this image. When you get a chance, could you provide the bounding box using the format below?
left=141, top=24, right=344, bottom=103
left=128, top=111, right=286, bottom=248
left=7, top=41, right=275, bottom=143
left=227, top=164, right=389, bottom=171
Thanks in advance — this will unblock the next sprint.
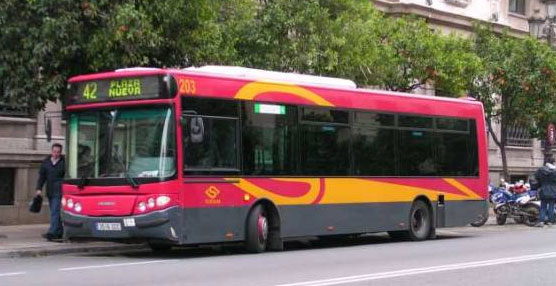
left=258, top=215, right=268, bottom=243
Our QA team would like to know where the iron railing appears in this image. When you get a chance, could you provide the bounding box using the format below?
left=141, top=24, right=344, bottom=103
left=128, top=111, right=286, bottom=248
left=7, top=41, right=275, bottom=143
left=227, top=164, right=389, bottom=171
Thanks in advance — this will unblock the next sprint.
left=506, top=124, right=534, bottom=147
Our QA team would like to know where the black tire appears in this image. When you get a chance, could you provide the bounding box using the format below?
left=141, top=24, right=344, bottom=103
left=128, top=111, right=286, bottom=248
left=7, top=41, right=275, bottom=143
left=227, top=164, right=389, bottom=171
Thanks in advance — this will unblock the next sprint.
left=523, top=204, right=540, bottom=227
left=246, top=205, right=268, bottom=253
left=470, top=214, right=489, bottom=227
left=408, top=200, right=432, bottom=241
left=496, top=214, right=507, bottom=225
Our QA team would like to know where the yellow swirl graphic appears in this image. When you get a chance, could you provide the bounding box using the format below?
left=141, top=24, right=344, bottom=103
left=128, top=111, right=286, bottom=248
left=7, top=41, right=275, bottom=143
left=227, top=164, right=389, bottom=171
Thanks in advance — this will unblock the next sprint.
left=234, top=81, right=334, bottom=107
left=232, top=178, right=481, bottom=206
left=233, top=178, right=321, bottom=205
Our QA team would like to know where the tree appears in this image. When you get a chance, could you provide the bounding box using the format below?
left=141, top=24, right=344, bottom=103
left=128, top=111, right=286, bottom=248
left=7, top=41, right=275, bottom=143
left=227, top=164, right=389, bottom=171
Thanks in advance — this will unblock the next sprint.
left=471, top=25, right=556, bottom=179
left=0, top=0, right=255, bottom=112
left=0, top=0, right=85, bottom=113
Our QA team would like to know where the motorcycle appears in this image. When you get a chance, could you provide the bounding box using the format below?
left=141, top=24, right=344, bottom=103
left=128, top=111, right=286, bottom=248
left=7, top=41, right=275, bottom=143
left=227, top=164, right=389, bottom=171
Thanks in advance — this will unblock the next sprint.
left=491, top=185, right=540, bottom=226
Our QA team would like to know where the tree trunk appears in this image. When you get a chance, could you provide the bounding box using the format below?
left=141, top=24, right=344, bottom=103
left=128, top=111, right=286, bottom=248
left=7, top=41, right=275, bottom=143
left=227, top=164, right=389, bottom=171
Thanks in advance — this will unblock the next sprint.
left=486, top=117, right=509, bottom=180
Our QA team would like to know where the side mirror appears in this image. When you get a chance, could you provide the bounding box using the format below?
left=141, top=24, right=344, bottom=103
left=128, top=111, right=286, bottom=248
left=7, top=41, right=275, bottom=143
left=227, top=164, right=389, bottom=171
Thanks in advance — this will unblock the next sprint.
left=45, top=118, right=52, bottom=142
left=190, top=117, right=204, bottom=143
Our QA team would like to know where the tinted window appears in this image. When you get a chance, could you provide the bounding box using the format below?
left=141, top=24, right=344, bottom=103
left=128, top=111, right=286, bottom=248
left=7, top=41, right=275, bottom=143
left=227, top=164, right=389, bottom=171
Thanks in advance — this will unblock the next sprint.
left=302, top=108, right=349, bottom=124
left=353, top=127, right=396, bottom=176
left=435, top=120, right=478, bottom=176
left=398, top=130, right=436, bottom=176
left=182, top=97, right=238, bottom=117
left=399, top=115, right=433, bottom=129
left=354, top=112, right=395, bottom=127
left=182, top=98, right=239, bottom=174
left=242, top=102, right=297, bottom=175
left=301, top=125, right=350, bottom=175
left=436, top=118, right=468, bottom=131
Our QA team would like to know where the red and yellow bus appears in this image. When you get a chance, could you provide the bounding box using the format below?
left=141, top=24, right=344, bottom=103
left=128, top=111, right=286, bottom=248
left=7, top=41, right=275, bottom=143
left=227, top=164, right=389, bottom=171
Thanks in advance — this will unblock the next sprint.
left=60, top=66, right=488, bottom=252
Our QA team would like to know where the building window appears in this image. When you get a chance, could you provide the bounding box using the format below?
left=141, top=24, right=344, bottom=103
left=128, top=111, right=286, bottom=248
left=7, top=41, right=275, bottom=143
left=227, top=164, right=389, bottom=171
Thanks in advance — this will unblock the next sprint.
left=509, top=0, right=525, bottom=15
left=444, top=0, right=471, bottom=8
left=506, top=124, right=533, bottom=147
left=0, top=168, right=15, bottom=205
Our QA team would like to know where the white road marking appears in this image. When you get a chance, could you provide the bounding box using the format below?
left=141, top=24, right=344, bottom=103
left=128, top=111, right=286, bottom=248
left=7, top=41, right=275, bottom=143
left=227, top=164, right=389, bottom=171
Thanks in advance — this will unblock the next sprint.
left=0, top=272, right=26, bottom=277
left=276, top=251, right=556, bottom=286
left=59, top=259, right=177, bottom=271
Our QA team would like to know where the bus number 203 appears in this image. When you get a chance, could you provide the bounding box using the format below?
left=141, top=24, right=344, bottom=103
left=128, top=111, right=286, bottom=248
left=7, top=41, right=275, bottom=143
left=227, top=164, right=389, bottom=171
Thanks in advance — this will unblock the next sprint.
left=178, top=79, right=196, bottom=95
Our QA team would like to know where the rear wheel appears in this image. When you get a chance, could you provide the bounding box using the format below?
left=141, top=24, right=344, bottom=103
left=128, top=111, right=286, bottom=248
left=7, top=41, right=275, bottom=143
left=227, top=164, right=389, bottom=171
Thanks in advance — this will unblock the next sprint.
left=408, top=200, right=432, bottom=241
left=246, top=205, right=268, bottom=253
left=523, top=204, right=540, bottom=227
left=470, top=214, right=489, bottom=227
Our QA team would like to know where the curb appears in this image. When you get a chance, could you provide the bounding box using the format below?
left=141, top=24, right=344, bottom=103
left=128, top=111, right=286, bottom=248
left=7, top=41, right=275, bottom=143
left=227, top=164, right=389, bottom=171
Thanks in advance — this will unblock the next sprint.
left=0, top=243, right=148, bottom=258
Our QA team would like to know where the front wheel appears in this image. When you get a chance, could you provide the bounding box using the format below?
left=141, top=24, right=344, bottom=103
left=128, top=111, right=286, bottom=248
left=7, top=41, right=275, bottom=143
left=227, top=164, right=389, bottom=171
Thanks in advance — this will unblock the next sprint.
left=408, top=200, right=432, bottom=241
left=496, top=214, right=507, bottom=225
left=246, top=205, right=268, bottom=253
left=523, top=204, right=540, bottom=227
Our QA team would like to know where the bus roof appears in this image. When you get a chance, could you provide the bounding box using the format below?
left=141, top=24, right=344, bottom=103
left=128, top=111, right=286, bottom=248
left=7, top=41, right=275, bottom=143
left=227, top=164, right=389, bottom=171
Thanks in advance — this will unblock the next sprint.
left=67, top=66, right=483, bottom=108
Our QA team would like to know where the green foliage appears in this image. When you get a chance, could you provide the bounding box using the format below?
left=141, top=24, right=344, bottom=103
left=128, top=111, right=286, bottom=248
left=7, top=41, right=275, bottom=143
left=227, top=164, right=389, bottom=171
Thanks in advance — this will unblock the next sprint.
left=471, top=24, right=556, bottom=141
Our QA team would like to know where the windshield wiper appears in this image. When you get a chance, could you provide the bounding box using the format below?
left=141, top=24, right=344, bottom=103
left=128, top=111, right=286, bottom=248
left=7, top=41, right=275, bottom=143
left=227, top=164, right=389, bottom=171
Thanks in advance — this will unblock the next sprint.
left=125, top=171, right=139, bottom=189
left=77, top=174, right=89, bottom=189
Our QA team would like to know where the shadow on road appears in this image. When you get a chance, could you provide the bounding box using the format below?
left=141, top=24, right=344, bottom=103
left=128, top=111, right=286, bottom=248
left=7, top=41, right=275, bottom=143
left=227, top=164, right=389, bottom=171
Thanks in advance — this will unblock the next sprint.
left=81, top=231, right=471, bottom=260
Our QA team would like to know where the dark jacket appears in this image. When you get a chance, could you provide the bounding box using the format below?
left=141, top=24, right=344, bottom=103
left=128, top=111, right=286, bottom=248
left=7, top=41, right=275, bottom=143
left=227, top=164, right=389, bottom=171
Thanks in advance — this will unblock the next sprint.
left=535, top=165, right=556, bottom=200
left=36, top=156, right=65, bottom=197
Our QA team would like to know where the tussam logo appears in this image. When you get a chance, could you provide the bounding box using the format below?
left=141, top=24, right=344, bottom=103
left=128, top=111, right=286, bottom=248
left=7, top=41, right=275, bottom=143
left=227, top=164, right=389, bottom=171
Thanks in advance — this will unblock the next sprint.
left=98, top=201, right=116, bottom=206
left=205, top=186, right=221, bottom=204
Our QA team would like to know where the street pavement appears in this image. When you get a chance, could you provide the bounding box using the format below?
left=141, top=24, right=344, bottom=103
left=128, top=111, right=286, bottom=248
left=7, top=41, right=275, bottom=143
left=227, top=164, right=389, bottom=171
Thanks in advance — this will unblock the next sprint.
left=1, top=218, right=556, bottom=286
left=0, top=224, right=145, bottom=258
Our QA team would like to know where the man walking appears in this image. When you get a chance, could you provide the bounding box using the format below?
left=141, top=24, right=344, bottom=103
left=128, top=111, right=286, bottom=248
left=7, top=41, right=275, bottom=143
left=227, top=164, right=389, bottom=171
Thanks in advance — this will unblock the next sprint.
left=535, top=156, right=556, bottom=227
left=36, top=143, right=65, bottom=240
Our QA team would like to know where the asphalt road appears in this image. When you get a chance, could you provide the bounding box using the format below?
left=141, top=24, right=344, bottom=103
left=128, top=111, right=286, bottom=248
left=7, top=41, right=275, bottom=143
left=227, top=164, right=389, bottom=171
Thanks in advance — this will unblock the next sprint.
left=2, top=221, right=556, bottom=286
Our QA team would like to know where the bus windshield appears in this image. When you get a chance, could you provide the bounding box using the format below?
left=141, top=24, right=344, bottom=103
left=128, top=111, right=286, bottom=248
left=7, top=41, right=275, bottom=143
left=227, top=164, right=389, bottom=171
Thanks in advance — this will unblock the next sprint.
left=66, top=107, right=176, bottom=181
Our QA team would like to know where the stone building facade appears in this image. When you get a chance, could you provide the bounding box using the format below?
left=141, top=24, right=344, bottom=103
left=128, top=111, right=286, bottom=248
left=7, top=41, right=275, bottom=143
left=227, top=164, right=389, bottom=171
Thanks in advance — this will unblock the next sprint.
left=0, top=101, right=64, bottom=225
left=374, top=0, right=553, bottom=184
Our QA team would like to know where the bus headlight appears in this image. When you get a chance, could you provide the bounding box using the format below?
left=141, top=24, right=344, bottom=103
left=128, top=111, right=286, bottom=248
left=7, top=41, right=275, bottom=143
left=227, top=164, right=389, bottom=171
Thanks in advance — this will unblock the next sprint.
left=156, top=196, right=171, bottom=207
left=61, top=197, right=67, bottom=207
left=67, top=199, right=74, bottom=209
left=147, top=198, right=155, bottom=209
left=138, top=202, right=146, bottom=212
left=74, top=202, right=82, bottom=213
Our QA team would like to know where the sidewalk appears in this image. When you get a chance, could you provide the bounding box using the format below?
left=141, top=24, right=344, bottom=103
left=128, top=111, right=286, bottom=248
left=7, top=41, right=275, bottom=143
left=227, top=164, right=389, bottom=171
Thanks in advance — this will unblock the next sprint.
left=0, top=224, right=147, bottom=258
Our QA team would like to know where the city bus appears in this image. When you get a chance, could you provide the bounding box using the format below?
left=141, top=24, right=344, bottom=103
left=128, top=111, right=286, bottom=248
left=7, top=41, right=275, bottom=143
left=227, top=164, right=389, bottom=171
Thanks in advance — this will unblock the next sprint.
left=59, top=66, right=488, bottom=252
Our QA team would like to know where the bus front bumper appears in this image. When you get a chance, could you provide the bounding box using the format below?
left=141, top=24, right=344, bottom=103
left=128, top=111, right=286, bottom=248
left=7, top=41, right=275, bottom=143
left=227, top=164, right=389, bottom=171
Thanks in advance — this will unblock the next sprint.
left=62, top=206, right=181, bottom=243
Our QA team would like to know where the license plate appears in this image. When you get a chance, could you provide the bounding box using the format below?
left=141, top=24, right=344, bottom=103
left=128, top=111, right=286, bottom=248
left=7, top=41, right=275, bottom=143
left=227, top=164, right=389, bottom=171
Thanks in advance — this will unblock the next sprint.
left=96, top=222, right=122, bottom=231
left=123, top=218, right=136, bottom=227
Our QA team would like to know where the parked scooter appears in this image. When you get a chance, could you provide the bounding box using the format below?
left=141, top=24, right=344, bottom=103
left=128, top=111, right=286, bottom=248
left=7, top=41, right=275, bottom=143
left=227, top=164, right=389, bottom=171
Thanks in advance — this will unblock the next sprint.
left=491, top=182, right=540, bottom=226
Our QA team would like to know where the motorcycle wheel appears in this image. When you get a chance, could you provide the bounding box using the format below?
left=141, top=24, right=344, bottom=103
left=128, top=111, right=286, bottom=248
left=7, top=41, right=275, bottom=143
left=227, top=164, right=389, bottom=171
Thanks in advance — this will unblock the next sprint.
left=523, top=204, right=540, bottom=227
left=496, top=214, right=507, bottom=225
left=470, top=214, right=489, bottom=227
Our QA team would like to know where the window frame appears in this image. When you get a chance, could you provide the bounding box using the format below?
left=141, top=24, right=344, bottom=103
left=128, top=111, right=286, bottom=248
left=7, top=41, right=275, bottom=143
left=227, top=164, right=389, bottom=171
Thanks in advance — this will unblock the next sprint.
left=508, top=0, right=526, bottom=15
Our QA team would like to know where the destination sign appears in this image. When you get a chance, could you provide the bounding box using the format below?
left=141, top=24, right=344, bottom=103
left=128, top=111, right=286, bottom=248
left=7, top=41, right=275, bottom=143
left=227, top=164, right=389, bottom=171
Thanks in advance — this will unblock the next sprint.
left=67, top=76, right=169, bottom=104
